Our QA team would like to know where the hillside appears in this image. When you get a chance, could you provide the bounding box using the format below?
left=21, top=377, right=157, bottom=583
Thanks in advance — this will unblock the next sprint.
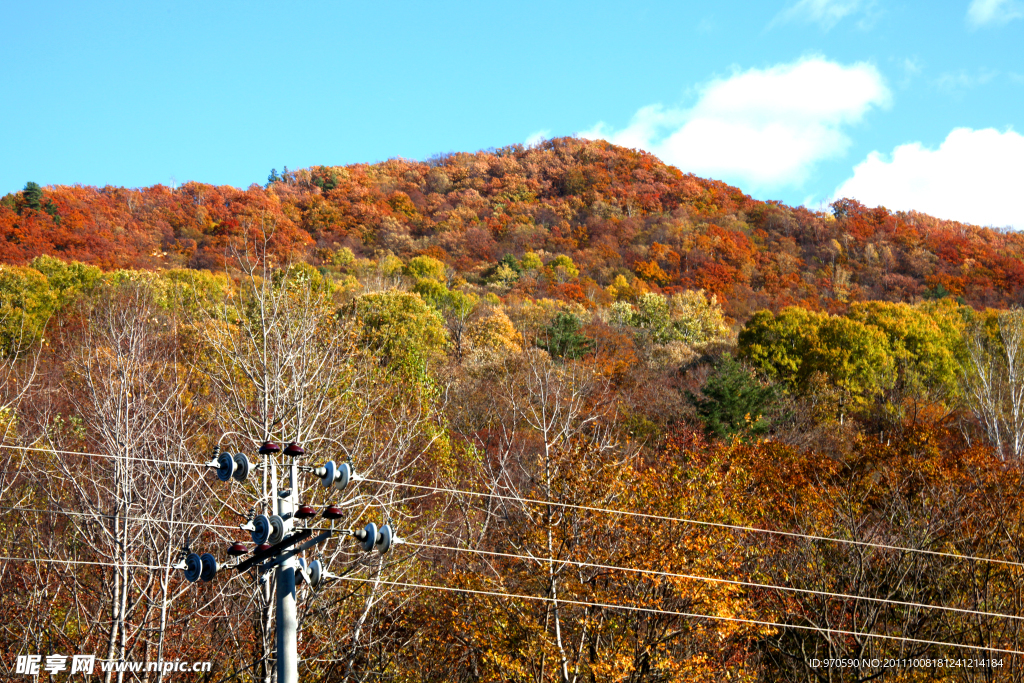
left=7, top=139, right=1024, bottom=680
left=3, top=137, right=1022, bottom=320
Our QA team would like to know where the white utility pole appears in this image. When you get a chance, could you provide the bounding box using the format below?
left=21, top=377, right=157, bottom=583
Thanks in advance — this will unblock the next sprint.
left=276, top=449, right=299, bottom=683
left=187, top=441, right=395, bottom=683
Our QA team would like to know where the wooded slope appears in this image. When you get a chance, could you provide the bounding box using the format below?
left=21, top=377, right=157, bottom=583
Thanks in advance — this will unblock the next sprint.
left=4, top=137, right=1021, bottom=320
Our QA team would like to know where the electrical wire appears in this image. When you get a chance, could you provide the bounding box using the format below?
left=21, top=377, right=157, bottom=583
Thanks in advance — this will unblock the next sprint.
left=5, top=443, right=1024, bottom=569
left=8, top=438, right=1024, bottom=662
left=0, top=505, right=240, bottom=532
left=11, top=502, right=1018, bottom=624
left=0, top=443, right=204, bottom=469
left=7, top=551, right=1020, bottom=673
left=361, top=477, right=1024, bottom=569
left=333, top=574, right=1024, bottom=657
left=0, top=556, right=166, bottom=570
left=9, top=551, right=1023, bottom=658
left=404, top=540, right=1024, bottom=623
left=3, top=550, right=1022, bottom=657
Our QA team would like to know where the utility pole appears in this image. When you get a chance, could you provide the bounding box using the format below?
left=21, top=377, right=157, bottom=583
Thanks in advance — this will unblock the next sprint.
left=178, top=440, right=398, bottom=682
left=276, top=442, right=301, bottom=683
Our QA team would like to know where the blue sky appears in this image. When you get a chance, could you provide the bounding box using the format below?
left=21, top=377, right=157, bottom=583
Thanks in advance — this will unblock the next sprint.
left=2, top=0, right=1022, bottom=227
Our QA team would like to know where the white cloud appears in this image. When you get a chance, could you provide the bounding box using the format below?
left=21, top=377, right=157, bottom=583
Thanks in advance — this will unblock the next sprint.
left=696, top=16, right=715, bottom=33
left=898, top=57, right=923, bottom=88
left=579, top=57, right=890, bottom=191
left=832, top=127, right=1024, bottom=228
left=902, top=57, right=923, bottom=78
left=967, top=0, right=1024, bottom=27
left=935, top=68, right=998, bottom=92
left=525, top=129, right=551, bottom=147
left=772, top=0, right=865, bottom=29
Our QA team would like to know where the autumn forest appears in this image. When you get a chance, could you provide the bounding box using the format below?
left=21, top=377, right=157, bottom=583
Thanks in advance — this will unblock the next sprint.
left=4, top=137, right=1024, bottom=682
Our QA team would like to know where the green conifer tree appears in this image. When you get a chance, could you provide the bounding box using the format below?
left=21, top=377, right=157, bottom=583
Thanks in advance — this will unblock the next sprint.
left=689, top=355, right=780, bottom=440
left=22, top=182, right=42, bottom=211
left=536, top=312, right=594, bottom=360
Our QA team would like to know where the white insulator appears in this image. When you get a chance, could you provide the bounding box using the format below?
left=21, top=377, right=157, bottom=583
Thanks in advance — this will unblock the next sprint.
left=320, top=460, right=337, bottom=488
left=360, top=522, right=377, bottom=552
left=376, top=524, right=393, bottom=554
left=199, top=553, right=219, bottom=582
left=308, top=559, right=323, bottom=587
left=215, top=452, right=236, bottom=482
left=267, top=515, right=287, bottom=545
left=183, top=553, right=202, bottom=583
left=232, top=453, right=250, bottom=482
left=251, top=514, right=271, bottom=545
left=333, top=463, right=352, bottom=492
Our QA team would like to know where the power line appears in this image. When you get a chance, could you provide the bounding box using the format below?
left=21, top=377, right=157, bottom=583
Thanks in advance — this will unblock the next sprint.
left=361, top=477, right=1024, bottom=569
left=6, top=443, right=1023, bottom=570
left=5, top=551, right=1022, bottom=658
left=335, top=574, right=1024, bottom=657
left=0, top=443, right=203, bottom=468
left=0, top=556, right=166, bottom=570
left=0, top=505, right=239, bottom=532
left=11, top=502, right=1019, bottom=624
left=405, top=540, right=1024, bottom=623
